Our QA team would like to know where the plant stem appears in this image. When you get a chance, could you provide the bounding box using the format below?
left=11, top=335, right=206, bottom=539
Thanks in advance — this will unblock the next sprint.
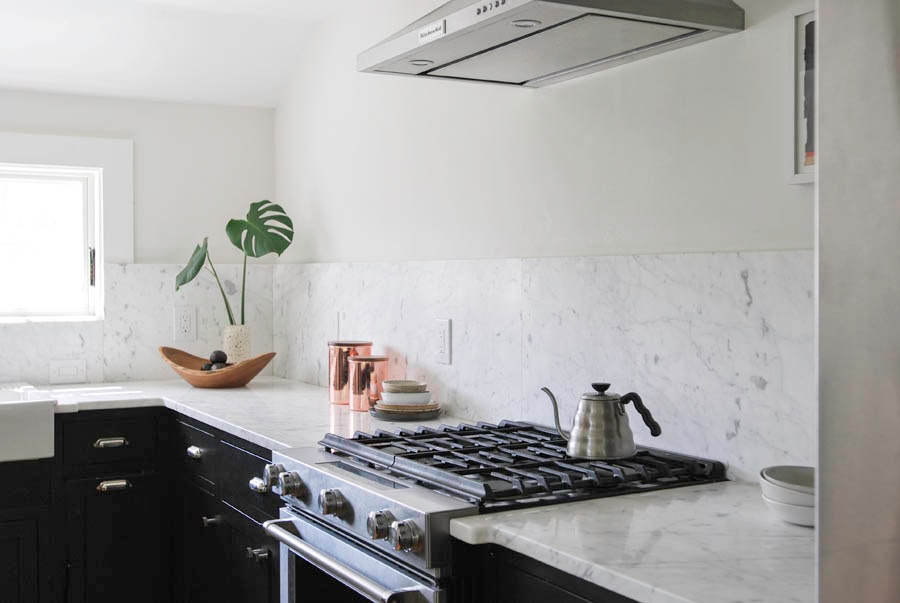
left=240, top=253, right=247, bottom=326
left=205, top=254, right=236, bottom=326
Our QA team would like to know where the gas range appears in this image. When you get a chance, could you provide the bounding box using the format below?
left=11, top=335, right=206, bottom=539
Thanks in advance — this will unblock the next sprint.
left=261, top=421, right=726, bottom=602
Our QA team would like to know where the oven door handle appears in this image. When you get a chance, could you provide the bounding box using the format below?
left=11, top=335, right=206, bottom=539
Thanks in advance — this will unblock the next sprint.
left=263, top=519, right=423, bottom=603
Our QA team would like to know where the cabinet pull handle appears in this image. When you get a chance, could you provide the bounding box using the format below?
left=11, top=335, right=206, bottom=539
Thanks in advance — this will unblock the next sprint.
left=93, top=437, right=129, bottom=449
left=248, top=477, right=268, bottom=493
left=246, top=547, right=270, bottom=562
left=97, top=479, right=131, bottom=493
left=186, top=445, right=203, bottom=459
left=201, top=516, right=221, bottom=528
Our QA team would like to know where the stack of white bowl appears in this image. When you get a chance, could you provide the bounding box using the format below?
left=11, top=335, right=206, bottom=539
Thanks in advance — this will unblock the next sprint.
left=759, top=465, right=815, bottom=527
left=372, top=380, right=441, bottom=418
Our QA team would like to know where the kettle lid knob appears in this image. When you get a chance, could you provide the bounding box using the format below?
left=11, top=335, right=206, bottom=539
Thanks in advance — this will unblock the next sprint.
left=592, top=383, right=611, bottom=394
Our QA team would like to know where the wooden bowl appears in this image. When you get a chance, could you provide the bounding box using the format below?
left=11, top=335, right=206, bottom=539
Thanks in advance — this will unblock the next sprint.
left=159, top=347, right=275, bottom=389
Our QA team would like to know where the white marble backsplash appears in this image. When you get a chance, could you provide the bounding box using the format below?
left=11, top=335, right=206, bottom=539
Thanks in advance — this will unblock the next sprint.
left=273, top=251, right=814, bottom=481
left=0, top=263, right=274, bottom=385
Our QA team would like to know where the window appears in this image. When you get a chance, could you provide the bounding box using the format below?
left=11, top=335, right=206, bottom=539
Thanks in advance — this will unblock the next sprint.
left=0, top=163, right=103, bottom=320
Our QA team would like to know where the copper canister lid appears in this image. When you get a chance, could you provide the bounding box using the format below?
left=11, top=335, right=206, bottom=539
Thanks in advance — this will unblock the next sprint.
left=348, top=355, right=389, bottom=362
left=328, top=340, right=373, bottom=347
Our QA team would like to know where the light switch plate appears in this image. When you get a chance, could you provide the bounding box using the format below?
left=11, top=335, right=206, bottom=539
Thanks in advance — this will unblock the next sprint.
left=436, top=318, right=452, bottom=365
left=49, top=358, right=87, bottom=385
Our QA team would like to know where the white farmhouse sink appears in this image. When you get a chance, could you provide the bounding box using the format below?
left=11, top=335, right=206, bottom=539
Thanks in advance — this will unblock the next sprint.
left=0, top=398, right=55, bottom=462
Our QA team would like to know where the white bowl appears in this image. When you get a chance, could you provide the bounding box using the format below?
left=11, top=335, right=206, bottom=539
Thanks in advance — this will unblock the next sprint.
left=382, top=380, right=428, bottom=393
left=759, top=474, right=814, bottom=506
left=761, top=465, right=814, bottom=495
left=762, top=494, right=815, bottom=527
left=380, top=391, right=432, bottom=405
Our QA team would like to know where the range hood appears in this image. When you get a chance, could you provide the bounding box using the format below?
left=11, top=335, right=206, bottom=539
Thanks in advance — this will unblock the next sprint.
left=358, top=0, right=744, bottom=87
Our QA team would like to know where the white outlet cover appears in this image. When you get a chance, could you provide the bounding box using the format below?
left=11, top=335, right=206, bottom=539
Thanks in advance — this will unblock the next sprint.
left=436, top=318, right=452, bottom=365
left=174, top=306, right=197, bottom=341
left=49, top=358, right=87, bottom=385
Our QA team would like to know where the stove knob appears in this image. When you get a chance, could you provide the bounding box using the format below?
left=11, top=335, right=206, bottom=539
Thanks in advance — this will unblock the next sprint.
left=274, top=472, right=304, bottom=497
left=366, top=510, right=396, bottom=540
left=318, top=489, right=346, bottom=516
left=388, top=519, right=422, bottom=552
left=263, top=463, right=285, bottom=488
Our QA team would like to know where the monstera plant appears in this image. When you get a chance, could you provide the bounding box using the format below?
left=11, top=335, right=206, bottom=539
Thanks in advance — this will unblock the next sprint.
left=176, top=200, right=294, bottom=325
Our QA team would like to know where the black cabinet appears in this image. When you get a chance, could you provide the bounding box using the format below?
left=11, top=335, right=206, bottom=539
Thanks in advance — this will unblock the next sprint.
left=175, top=484, right=230, bottom=603
left=0, top=459, right=54, bottom=602
left=472, top=544, right=637, bottom=603
left=63, top=472, right=168, bottom=603
left=0, top=509, right=44, bottom=602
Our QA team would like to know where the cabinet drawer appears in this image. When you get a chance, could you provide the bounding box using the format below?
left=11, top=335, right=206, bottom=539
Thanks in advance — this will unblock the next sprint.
left=174, top=420, right=218, bottom=493
left=219, top=441, right=279, bottom=522
left=62, top=414, right=159, bottom=470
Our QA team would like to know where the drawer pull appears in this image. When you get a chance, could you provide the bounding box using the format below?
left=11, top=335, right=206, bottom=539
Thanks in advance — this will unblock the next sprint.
left=93, top=437, right=129, bottom=449
left=97, top=479, right=131, bottom=493
left=246, top=547, right=270, bottom=563
left=186, top=445, right=203, bottom=459
left=201, top=516, right=221, bottom=528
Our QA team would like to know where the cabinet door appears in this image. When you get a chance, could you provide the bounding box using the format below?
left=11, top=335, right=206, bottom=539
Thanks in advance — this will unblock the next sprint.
left=174, top=484, right=230, bottom=603
left=65, top=472, right=169, bottom=603
left=226, top=509, right=279, bottom=603
left=0, top=512, right=40, bottom=602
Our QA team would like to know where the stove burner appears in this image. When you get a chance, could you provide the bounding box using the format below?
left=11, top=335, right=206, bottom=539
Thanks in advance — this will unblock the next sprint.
left=320, top=421, right=726, bottom=511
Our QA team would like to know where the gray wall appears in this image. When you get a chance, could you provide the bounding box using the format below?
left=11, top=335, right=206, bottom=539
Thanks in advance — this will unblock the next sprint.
left=818, top=0, right=900, bottom=600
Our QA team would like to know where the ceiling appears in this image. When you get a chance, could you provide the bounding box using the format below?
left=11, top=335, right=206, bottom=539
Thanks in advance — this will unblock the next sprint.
left=0, top=0, right=385, bottom=107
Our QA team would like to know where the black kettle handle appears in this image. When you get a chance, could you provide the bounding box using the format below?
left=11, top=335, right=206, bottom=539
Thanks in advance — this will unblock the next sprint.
left=621, top=393, right=661, bottom=437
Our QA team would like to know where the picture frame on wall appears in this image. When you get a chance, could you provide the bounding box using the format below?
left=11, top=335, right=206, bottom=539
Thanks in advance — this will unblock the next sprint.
left=789, top=6, right=816, bottom=184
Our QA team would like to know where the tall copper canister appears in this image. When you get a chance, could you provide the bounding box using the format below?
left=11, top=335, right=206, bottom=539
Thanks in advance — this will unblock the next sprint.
left=328, top=341, right=372, bottom=404
left=348, top=355, right=389, bottom=412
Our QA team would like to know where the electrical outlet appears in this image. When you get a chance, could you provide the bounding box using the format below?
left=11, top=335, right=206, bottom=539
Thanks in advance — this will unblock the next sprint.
left=174, top=306, right=197, bottom=341
left=49, top=358, right=87, bottom=385
left=436, top=318, right=452, bottom=365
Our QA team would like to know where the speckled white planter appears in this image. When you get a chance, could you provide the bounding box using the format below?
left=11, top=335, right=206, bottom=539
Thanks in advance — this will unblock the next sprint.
left=223, top=325, right=251, bottom=363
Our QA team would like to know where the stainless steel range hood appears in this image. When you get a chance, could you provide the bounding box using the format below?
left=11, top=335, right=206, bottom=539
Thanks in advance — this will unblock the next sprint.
left=358, top=0, right=744, bottom=87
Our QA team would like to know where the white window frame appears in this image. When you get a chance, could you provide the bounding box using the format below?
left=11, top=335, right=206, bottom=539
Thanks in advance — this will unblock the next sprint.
left=0, top=163, right=103, bottom=321
left=0, top=132, right=133, bottom=323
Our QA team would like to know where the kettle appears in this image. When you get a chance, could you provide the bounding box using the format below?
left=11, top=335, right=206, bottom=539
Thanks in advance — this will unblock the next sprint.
left=541, top=382, right=662, bottom=460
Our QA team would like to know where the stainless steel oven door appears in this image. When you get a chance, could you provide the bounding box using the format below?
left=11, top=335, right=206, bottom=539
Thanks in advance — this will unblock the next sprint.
left=264, top=508, right=444, bottom=603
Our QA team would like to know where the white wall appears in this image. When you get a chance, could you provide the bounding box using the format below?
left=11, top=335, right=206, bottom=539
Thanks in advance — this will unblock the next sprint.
left=818, top=0, right=900, bottom=600
left=0, top=89, right=274, bottom=263
left=275, top=0, right=814, bottom=263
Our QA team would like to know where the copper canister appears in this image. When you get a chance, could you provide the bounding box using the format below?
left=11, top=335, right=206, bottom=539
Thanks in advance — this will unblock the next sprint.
left=348, top=355, right=389, bottom=412
left=328, top=341, right=372, bottom=404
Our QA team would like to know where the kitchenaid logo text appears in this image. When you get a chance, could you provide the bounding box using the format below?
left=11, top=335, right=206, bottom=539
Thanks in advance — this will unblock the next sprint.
left=418, top=20, right=447, bottom=44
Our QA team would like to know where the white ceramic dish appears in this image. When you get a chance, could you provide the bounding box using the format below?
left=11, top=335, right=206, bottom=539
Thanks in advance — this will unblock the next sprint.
left=759, top=474, right=814, bottom=506
left=762, top=494, right=815, bottom=527
left=382, top=380, right=428, bottom=393
left=380, top=391, right=432, bottom=405
left=761, top=465, right=814, bottom=495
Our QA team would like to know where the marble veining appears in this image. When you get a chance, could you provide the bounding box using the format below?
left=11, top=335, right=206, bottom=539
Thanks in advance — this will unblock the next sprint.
left=451, top=481, right=814, bottom=603
left=274, top=251, right=814, bottom=481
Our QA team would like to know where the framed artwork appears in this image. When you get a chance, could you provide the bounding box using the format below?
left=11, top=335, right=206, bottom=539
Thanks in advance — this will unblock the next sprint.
left=789, top=7, right=815, bottom=184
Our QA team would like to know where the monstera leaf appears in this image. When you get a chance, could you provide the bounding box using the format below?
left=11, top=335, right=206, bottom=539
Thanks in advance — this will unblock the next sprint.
left=226, top=200, right=294, bottom=258
left=175, top=238, right=208, bottom=291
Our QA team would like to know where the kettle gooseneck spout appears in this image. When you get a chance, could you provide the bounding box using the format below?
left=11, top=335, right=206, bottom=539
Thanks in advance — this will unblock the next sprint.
left=540, top=387, right=569, bottom=441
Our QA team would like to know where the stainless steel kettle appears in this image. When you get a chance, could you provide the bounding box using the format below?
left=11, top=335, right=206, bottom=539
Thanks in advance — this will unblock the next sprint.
left=541, top=382, right=662, bottom=460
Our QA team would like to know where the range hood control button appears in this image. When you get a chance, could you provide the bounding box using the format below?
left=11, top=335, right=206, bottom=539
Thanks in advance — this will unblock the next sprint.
left=388, top=519, right=422, bottom=552
left=318, top=489, right=346, bottom=516
left=366, top=510, right=396, bottom=540
left=274, top=472, right=304, bottom=498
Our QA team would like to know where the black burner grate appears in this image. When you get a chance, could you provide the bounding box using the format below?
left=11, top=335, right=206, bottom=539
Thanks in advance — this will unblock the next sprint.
left=320, top=421, right=727, bottom=511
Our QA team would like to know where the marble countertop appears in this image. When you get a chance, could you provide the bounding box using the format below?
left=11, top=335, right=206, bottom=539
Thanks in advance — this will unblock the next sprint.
left=20, top=377, right=473, bottom=450
left=451, top=481, right=814, bottom=603
left=14, top=377, right=815, bottom=603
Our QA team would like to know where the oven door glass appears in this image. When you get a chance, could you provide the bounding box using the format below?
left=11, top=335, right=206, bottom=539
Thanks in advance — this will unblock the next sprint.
left=265, top=508, right=444, bottom=603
